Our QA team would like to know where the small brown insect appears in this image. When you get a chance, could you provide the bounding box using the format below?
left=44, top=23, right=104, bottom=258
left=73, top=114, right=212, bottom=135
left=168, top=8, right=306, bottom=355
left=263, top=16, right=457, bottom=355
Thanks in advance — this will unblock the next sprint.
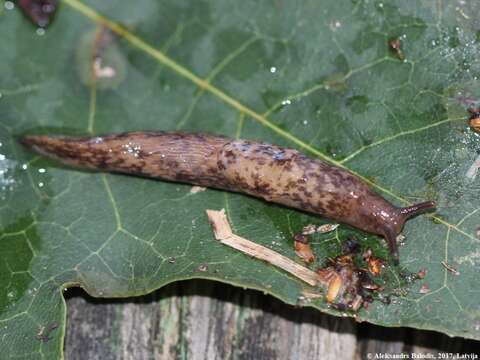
left=294, top=241, right=315, bottom=263
left=294, top=232, right=314, bottom=263
left=367, top=257, right=385, bottom=276
left=363, top=247, right=385, bottom=276
left=318, top=253, right=381, bottom=310
left=417, top=269, right=427, bottom=279
left=389, top=38, right=405, bottom=60
left=468, top=108, right=480, bottom=133
left=317, top=267, right=342, bottom=303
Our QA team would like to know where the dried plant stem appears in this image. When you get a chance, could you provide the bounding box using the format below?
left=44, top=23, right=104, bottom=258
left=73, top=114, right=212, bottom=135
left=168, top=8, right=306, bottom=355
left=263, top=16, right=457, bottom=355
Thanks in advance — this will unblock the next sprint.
left=441, top=261, right=460, bottom=275
left=206, top=209, right=322, bottom=287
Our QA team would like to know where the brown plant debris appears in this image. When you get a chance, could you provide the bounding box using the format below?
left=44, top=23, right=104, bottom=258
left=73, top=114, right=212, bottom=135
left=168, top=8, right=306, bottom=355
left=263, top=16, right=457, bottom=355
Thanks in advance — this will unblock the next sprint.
left=197, top=263, right=208, bottom=272
left=468, top=108, right=480, bottom=133
left=419, top=283, right=430, bottom=294
left=36, top=321, right=58, bottom=342
left=75, top=26, right=127, bottom=90
left=207, top=209, right=383, bottom=311
left=417, top=269, right=427, bottom=279
left=343, top=237, right=361, bottom=254
left=389, top=38, right=405, bottom=60
left=300, top=290, right=324, bottom=300
left=302, top=224, right=317, bottom=235
left=190, top=186, right=206, bottom=194
left=302, top=223, right=339, bottom=235
left=441, top=261, right=460, bottom=276
left=17, top=0, right=59, bottom=28
left=316, top=223, right=339, bottom=233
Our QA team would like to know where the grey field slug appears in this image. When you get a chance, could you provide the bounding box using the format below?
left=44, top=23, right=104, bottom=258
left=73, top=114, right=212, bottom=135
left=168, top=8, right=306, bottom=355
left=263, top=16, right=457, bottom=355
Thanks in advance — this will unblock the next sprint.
left=20, top=132, right=436, bottom=263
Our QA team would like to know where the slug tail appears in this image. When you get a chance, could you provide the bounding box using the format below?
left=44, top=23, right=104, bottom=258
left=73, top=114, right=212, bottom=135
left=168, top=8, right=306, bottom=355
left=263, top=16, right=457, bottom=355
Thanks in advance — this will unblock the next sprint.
left=20, top=134, right=51, bottom=151
left=400, top=201, right=436, bottom=219
left=20, top=135, right=73, bottom=160
left=20, top=134, right=97, bottom=169
left=20, top=132, right=230, bottom=187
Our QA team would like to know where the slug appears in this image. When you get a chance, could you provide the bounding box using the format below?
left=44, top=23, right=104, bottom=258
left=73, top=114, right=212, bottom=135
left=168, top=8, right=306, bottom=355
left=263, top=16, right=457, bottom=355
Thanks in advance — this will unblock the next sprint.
left=20, top=132, right=435, bottom=263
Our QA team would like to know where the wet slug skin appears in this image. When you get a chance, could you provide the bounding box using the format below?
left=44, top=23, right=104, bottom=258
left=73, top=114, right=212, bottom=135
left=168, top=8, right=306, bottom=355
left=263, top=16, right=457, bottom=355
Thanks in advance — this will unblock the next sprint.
left=20, top=132, right=436, bottom=263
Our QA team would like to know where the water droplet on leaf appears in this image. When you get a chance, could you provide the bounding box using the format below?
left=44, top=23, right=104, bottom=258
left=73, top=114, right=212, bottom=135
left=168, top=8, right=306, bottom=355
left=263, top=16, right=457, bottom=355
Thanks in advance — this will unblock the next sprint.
left=4, top=1, right=14, bottom=10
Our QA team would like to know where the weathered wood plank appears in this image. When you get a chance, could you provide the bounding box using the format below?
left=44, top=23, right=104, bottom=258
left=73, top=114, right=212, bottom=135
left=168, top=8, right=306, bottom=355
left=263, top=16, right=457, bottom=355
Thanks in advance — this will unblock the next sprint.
left=65, top=280, right=478, bottom=360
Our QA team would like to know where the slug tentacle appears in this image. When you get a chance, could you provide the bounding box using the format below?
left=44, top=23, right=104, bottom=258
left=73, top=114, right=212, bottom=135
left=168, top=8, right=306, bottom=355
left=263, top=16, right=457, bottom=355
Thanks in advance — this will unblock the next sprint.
left=400, top=201, right=436, bottom=219
left=20, top=131, right=436, bottom=263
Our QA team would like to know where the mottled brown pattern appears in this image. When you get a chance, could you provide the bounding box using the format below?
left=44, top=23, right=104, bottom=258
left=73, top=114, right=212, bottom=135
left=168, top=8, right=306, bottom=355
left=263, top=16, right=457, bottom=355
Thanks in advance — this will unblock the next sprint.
left=20, top=132, right=435, bottom=262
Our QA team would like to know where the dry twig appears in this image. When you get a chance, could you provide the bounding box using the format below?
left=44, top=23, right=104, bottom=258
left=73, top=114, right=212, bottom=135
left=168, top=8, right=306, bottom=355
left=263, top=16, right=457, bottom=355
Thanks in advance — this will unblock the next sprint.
left=206, top=209, right=321, bottom=287
left=441, top=261, right=460, bottom=275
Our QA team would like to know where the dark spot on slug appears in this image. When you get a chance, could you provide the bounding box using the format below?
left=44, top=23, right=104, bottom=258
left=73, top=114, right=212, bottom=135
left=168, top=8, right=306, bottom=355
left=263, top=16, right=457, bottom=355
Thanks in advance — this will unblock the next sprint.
left=217, top=160, right=226, bottom=171
left=224, top=150, right=236, bottom=158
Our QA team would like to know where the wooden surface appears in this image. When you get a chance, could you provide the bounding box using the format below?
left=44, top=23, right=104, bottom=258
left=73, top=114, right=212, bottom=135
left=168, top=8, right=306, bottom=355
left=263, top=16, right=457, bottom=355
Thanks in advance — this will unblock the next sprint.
left=65, top=280, right=478, bottom=360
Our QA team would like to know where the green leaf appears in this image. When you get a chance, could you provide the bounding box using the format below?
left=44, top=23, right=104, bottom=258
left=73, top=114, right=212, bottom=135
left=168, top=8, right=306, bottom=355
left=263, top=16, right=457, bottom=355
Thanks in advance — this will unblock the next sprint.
left=1, top=0, right=480, bottom=356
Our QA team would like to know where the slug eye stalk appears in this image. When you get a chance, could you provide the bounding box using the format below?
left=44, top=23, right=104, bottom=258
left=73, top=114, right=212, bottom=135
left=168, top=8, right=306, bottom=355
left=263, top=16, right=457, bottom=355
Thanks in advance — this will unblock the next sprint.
left=400, top=201, right=436, bottom=219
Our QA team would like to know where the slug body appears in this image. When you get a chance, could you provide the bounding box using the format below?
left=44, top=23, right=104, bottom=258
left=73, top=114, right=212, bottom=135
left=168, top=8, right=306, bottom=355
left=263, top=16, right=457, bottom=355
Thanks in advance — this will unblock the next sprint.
left=21, top=132, right=435, bottom=262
